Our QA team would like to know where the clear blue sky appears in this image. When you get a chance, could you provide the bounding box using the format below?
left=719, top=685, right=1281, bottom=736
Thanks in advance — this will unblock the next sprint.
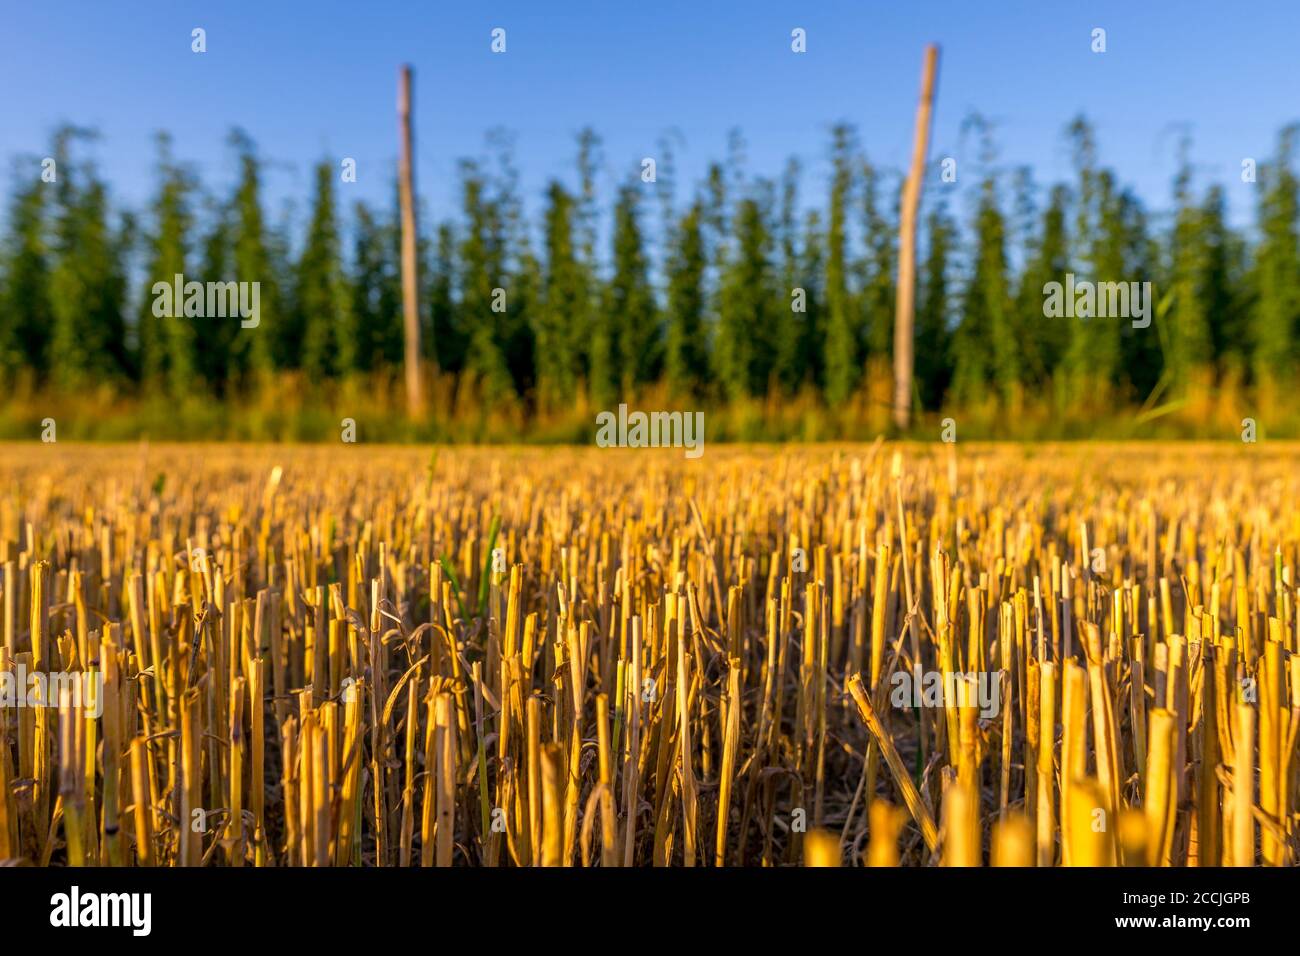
left=3, top=0, right=1296, bottom=235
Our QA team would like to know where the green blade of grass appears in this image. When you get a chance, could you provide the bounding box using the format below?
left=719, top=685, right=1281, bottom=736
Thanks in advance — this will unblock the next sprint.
left=477, top=515, right=501, bottom=616
left=438, top=556, right=471, bottom=623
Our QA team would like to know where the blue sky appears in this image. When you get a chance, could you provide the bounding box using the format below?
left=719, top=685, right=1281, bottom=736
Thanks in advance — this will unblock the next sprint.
left=2, top=0, right=1296, bottom=235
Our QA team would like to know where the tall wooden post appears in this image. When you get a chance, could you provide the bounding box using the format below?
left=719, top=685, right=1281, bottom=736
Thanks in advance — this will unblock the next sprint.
left=398, top=64, right=424, bottom=418
left=892, top=44, right=939, bottom=431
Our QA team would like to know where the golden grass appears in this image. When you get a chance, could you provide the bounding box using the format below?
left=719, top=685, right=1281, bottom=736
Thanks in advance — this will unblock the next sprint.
left=0, top=440, right=1297, bottom=866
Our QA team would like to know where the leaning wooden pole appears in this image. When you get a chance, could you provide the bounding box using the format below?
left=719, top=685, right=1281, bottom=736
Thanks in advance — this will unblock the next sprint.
left=397, top=64, right=424, bottom=418
left=891, top=44, right=939, bottom=431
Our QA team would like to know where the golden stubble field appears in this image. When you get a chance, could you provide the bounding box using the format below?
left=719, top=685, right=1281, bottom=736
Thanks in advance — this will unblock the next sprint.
left=0, top=440, right=1297, bottom=867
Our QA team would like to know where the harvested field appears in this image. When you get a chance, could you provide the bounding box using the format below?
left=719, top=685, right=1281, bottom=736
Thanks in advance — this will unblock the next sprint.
left=0, top=441, right=1296, bottom=866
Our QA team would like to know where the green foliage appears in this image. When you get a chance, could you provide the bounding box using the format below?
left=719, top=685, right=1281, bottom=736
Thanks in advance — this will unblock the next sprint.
left=229, top=131, right=278, bottom=383
left=0, top=166, right=53, bottom=383
left=1014, top=184, right=1069, bottom=387
left=2, top=116, right=1299, bottom=437
left=425, top=222, right=460, bottom=373
left=795, top=209, right=826, bottom=393
left=771, top=159, right=805, bottom=392
left=492, top=134, right=538, bottom=399
left=601, top=182, right=659, bottom=400
left=916, top=204, right=955, bottom=409
left=716, top=189, right=777, bottom=399
left=536, top=182, right=585, bottom=409
left=477, top=514, right=501, bottom=615
left=823, top=125, right=858, bottom=405
left=137, top=133, right=196, bottom=396
left=664, top=201, right=709, bottom=397
left=1252, top=126, right=1300, bottom=386
left=858, top=164, right=896, bottom=361
left=39, top=130, right=131, bottom=391
left=1201, top=185, right=1248, bottom=368
left=458, top=160, right=513, bottom=401
left=1165, top=144, right=1214, bottom=390
left=295, top=161, right=354, bottom=378
left=350, top=201, right=402, bottom=372
left=196, top=194, right=235, bottom=392
left=953, top=176, right=1016, bottom=405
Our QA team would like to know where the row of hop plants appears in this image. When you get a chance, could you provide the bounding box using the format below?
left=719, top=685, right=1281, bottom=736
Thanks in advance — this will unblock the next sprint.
left=0, top=441, right=1296, bottom=865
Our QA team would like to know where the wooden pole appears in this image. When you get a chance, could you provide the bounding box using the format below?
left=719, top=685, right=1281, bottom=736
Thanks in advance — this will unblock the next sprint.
left=892, top=44, right=939, bottom=431
left=397, top=64, right=424, bottom=418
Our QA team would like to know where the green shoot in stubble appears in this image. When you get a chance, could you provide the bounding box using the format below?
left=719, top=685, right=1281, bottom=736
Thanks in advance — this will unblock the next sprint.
left=477, top=729, right=490, bottom=840
left=477, top=515, right=501, bottom=616
left=438, top=556, right=471, bottom=623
